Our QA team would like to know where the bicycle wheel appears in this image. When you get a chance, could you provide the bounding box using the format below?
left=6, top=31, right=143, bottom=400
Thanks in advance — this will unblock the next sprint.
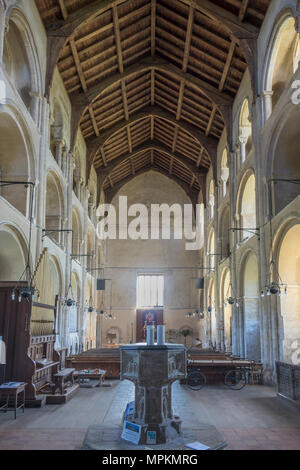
left=186, top=371, right=206, bottom=390
left=224, top=369, right=247, bottom=390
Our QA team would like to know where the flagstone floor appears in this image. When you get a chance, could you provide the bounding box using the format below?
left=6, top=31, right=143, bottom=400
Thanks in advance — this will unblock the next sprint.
left=0, top=380, right=300, bottom=450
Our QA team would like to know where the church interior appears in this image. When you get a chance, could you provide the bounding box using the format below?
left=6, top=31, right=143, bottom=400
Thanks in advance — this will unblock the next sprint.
left=0, top=0, right=300, bottom=451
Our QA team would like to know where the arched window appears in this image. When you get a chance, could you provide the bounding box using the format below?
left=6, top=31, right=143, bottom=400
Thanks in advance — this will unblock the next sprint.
left=239, top=99, right=252, bottom=163
left=265, top=16, right=300, bottom=118
left=221, top=149, right=229, bottom=197
left=237, top=173, right=256, bottom=242
left=3, top=10, right=42, bottom=123
left=3, top=21, right=31, bottom=109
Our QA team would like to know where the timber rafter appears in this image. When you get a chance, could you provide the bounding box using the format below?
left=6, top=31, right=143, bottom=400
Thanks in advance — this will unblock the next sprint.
left=35, top=0, right=270, bottom=200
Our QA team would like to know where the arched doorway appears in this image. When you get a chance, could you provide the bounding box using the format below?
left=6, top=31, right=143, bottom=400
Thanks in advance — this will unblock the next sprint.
left=278, top=224, right=300, bottom=363
left=242, top=252, right=261, bottom=361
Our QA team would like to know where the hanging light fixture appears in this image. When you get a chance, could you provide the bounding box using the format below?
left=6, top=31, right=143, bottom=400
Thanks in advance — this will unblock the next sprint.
left=10, top=183, right=40, bottom=303
left=224, top=283, right=240, bottom=308
left=63, top=282, right=76, bottom=307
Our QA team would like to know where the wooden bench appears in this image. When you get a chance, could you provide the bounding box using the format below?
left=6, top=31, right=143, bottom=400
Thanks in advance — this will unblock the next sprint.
left=73, top=369, right=106, bottom=388
left=53, top=368, right=75, bottom=395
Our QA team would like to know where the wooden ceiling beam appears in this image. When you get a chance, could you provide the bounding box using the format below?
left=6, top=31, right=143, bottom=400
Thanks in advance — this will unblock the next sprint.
left=182, top=6, right=194, bottom=73
left=70, top=38, right=87, bottom=92
left=172, top=126, right=179, bottom=153
left=85, top=105, right=218, bottom=178
left=219, top=39, right=236, bottom=92
left=127, top=126, right=132, bottom=153
left=151, top=69, right=155, bottom=106
left=176, top=80, right=185, bottom=121
left=151, top=0, right=156, bottom=57
left=89, top=104, right=99, bottom=137
left=72, top=55, right=232, bottom=119
left=239, top=0, right=250, bottom=22
left=181, top=0, right=258, bottom=38
left=121, top=80, right=129, bottom=120
left=112, top=4, right=124, bottom=74
left=58, top=0, right=68, bottom=21
left=205, top=104, right=217, bottom=137
left=101, top=148, right=108, bottom=167
left=97, top=139, right=205, bottom=182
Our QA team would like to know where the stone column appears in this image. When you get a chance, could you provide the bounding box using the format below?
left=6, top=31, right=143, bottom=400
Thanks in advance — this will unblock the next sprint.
left=262, top=90, right=273, bottom=123
left=239, top=136, right=247, bottom=164
left=253, top=95, right=274, bottom=382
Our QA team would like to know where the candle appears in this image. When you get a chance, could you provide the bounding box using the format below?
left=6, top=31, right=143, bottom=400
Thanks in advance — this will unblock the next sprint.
left=157, top=325, right=165, bottom=345
left=146, top=325, right=155, bottom=345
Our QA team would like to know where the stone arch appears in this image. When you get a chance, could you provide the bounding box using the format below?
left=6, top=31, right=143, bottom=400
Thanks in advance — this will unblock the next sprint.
left=3, top=7, right=42, bottom=118
left=265, top=12, right=299, bottom=112
left=0, top=223, right=28, bottom=281
left=236, top=170, right=256, bottom=242
left=272, top=218, right=300, bottom=364
left=268, top=105, right=300, bottom=216
left=240, top=250, right=261, bottom=361
left=0, top=107, right=35, bottom=216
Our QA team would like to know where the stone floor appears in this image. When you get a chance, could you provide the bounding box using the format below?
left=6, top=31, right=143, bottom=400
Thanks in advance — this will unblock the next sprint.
left=0, top=381, right=300, bottom=450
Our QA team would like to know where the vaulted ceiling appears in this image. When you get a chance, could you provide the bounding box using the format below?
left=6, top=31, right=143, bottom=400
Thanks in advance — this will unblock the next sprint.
left=35, top=0, right=271, bottom=202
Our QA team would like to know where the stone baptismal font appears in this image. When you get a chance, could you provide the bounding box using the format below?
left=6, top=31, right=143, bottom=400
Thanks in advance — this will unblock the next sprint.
left=120, top=336, right=186, bottom=445
left=83, top=325, right=226, bottom=450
